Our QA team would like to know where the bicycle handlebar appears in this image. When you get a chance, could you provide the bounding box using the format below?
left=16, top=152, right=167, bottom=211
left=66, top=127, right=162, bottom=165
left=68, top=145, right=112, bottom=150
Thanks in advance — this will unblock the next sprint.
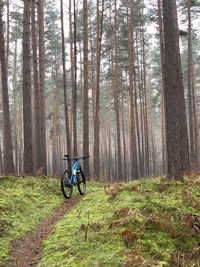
left=63, top=155, right=90, bottom=161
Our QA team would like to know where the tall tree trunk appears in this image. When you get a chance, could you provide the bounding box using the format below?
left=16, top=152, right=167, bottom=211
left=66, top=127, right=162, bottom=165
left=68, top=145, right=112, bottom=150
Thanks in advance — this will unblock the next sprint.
left=83, top=0, right=89, bottom=177
left=31, top=0, right=41, bottom=175
left=19, top=89, right=23, bottom=174
left=38, top=0, right=47, bottom=175
left=23, top=0, right=33, bottom=174
left=140, top=21, right=150, bottom=177
left=127, top=0, right=138, bottom=179
left=60, top=0, right=71, bottom=156
left=113, top=0, right=122, bottom=180
left=138, top=75, right=145, bottom=176
left=93, top=0, right=104, bottom=179
left=135, top=31, right=144, bottom=177
left=162, top=0, right=190, bottom=180
left=0, top=2, right=14, bottom=174
left=72, top=0, right=77, bottom=156
left=79, top=42, right=83, bottom=111
left=51, top=63, right=59, bottom=176
left=187, top=0, right=198, bottom=169
left=69, top=0, right=73, bottom=139
left=157, top=0, right=166, bottom=174
left=12, top=40, right=19, bottom=174
left=6, top=0, right=9, bottom=64
left=134, top=69, right=142, bottom=177
left=122, top=96, right=127, bottom=180
left=89, top=12, right=96, bottom=123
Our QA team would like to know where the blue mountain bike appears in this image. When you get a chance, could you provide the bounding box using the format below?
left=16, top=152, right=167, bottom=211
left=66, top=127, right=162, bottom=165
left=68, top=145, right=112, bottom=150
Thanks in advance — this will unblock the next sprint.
left=61, top=154, right=89, bottom=198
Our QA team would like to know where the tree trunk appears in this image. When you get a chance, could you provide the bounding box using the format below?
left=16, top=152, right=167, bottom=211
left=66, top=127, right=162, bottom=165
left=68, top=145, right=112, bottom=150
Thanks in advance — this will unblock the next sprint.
left=31, top=0, right=41, bottom=175
left=0, top=139, right=3, bottom=174
left=60, top=0, right=71, bottom=156
left=38, top=0, right=47, bottom=175
left=157, top=0, right=166, bottom=174
left=113, top=0, right=122, bottom=180
left=19, top=89, right=23, bottom=174
left=83, top=0, right=89, bottom=177
left=6, top=0, right=9, bottom=64
left=122, top=96, right=127, bottom=180
left=72, top=0, right=77, bottom=156
left=12, top=40, right=19, bottom=174
left=162, top=0, right=190, bottom=180
left=0, top=2, right=14, bottom=174
left=140, top=22, right=150, bottom=177
left=51, top=63, right=59, bottom=176
left=69, top=0, right=73, bottom=140
left=127, top=0, right=138, bottom=179
left=22, top=0, right=33, bottom=174
left=93, top=0, right=104, bottom=179
left=187, top=0, right=198, bottom=169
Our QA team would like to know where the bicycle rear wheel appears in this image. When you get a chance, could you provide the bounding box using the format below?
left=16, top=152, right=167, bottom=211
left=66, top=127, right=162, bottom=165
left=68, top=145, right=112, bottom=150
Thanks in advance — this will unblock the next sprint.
left=61, top=170, right=73, bottom=198
left=77, top=169, right=86, bottom=195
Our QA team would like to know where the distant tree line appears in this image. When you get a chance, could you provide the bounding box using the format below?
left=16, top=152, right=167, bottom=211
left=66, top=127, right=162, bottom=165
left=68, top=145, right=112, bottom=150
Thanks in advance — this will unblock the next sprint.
left=0, top=0, right=200, bottom=180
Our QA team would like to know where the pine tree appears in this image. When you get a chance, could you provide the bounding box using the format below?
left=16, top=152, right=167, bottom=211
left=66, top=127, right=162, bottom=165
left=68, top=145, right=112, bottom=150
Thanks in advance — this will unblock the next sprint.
left=0, top=2, right=14, bottom=174
left=22, top=0, right=33, bottom=174
left=162, top=0, right=190, bottom=179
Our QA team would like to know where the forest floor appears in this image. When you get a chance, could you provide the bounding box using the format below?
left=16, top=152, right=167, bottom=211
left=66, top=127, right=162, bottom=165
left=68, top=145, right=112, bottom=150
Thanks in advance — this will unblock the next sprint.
left=0, top=176, right=200, bottom=267
left=5, top=197, right=80, bottom=267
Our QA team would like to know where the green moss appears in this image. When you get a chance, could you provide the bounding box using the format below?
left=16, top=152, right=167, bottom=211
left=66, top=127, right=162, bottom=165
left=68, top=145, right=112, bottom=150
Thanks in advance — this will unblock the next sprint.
left=1, top=177, right=199, bottom=266
left=39, top=178, right=200, bottom=267
left=0, top=176, right=64, bottom=266
left=141, top=232, right=175, bottom=262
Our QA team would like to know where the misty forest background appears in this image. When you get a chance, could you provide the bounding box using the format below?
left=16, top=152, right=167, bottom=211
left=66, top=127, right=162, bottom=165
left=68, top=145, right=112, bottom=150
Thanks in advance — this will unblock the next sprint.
left=0, top=0, right=200, bottom=180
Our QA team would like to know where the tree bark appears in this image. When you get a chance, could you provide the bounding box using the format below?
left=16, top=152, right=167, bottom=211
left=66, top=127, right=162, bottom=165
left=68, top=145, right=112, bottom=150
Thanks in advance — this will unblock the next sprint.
left=140, top=22, right=149, bottom=177
left=31, top=0, right=41, bottom=175
left=187, top=0, right=198, bottom=169
left=72, top=0, right=77, bottom=156
left=0, top=139, right=3, bottom=173
left=60, top=0, right=71, bottom=156
left=51, top=63, right=60, bottom=176
left=22, top=0, right=33, bottom=174
left=6, top=0, right=9, bottom=64
left=38, top=0, right=47, bottom=175
left=12, top=39, right=19, bottom=174
left=113, top=0, right=122, bottom=180
left=157, top=0, right=166, bottom=174
left=162, top=0, right=190, bottom=180
left=83, top=0, right=89, bottom=177
left=127, top=0, right=138, bottom=179
left=93, top=0, right=104, bottom=179
left=0, top=2, right=14, bottom=174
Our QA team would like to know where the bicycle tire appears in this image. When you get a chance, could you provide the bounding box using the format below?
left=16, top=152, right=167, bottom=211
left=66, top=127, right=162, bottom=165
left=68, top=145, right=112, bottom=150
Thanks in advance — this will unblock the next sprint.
left=61, top=170, right=73, bottom=198
left=77, top=168, right=86, bottom=195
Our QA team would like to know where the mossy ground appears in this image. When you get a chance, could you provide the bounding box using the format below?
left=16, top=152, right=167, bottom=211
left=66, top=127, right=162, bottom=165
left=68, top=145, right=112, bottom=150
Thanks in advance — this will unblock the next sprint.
left=39, top=178, right=200, bottom=267
left=0, top=176, right=199, bottom=267
left=0, top=176, right=64, bottom=266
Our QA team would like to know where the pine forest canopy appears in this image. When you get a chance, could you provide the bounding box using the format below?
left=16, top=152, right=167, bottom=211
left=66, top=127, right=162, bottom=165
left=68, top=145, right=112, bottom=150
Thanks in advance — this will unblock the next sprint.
left=0, top=0, right=200, bottom=180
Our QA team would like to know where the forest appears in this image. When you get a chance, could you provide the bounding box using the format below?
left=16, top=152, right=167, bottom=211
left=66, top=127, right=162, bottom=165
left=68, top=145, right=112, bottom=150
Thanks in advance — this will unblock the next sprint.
left=0, top=0, right=200, bottom=266
left=0, top=0, right=199, bottom=181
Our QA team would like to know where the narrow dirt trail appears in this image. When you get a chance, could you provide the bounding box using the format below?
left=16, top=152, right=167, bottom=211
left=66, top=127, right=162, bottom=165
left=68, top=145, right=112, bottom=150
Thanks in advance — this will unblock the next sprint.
left=5, top=197, right=80, bottom=267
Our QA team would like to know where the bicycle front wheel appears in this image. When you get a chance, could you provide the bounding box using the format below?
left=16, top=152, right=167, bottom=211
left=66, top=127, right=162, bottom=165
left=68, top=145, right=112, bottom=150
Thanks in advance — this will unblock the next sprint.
left=61, top=170, right=73, bottom=198
left=77, top=169, right=86, bottom=195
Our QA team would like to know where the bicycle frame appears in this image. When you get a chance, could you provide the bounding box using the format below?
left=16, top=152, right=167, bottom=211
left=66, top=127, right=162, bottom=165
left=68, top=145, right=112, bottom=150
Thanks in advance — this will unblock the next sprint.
left=69, top=160, right=79, bottom=186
